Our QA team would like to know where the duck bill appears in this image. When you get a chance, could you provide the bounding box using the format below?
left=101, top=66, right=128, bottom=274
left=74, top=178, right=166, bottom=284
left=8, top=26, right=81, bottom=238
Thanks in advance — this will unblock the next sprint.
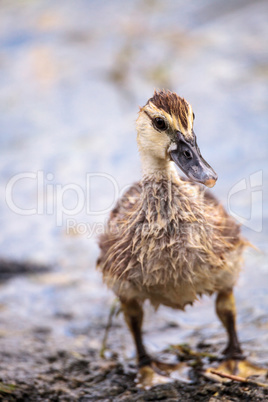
left=169, top=132, right=218, bottom=188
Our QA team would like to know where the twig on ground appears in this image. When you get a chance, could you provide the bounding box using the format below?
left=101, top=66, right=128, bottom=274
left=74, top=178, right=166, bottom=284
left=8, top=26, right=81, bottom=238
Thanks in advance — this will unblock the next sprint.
left=100, top=298, right=120, bottom=358
left=210, top=369, right=268, bottom=389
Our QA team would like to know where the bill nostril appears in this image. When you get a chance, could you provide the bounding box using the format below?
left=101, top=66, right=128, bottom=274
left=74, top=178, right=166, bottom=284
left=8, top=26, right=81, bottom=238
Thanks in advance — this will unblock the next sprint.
left=183, top=150, right=192, bottom=159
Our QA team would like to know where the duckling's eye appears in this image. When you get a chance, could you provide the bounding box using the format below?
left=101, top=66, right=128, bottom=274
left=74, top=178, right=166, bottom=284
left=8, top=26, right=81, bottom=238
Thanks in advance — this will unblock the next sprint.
left=154, top=117, right=167, bottom=131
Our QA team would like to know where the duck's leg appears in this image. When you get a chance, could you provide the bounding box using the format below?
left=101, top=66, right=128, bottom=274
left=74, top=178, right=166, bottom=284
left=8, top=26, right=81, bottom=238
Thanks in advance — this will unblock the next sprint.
left=215, top=289, right=244, bottom=359
left=121, top=299, right=151, bottom=367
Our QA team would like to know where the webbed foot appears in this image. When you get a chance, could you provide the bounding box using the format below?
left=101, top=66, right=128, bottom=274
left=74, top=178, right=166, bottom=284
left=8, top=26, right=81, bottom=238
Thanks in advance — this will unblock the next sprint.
left=137, top=357, right=191, bottom=389
left=205, top=359, right=268, bottom=384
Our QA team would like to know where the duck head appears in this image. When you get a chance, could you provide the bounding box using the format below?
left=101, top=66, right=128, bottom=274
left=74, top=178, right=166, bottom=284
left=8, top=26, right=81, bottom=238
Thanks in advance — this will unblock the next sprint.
left=136, top=90, right=217, bottom=188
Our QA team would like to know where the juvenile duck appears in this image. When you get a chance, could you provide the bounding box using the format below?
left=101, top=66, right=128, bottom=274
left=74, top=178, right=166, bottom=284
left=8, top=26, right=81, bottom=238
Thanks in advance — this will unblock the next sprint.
left=97, top=90, right=246, bottom=370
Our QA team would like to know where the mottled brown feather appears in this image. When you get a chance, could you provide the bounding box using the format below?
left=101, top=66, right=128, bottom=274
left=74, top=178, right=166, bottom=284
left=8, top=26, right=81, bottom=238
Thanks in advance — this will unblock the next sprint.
left=98, top=174, right=246, bottom=309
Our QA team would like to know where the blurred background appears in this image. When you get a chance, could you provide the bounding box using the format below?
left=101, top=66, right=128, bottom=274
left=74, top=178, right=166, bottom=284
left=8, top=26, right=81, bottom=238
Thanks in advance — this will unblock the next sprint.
left=0, top=0, right=267, bottom=387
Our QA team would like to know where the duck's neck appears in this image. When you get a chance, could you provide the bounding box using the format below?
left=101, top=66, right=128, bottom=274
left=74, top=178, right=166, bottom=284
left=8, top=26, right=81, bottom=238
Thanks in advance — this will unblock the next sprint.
left=139, top=154, right=182, bottom=224
left=140, top=152, right=179, bottom=182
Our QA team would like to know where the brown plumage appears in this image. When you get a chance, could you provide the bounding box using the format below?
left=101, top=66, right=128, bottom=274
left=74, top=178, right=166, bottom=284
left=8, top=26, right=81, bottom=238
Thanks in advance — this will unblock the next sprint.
left=147, top=90, right=190, bottom=130
left=99, top=175, right=245, bottom=307
left=97, top=90, right=247, bottom=369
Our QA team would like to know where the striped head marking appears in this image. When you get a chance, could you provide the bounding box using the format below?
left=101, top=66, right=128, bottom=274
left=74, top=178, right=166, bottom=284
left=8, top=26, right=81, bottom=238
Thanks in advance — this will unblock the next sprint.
left=136, top=90, right=217, bottom=187
left=146, top=90, right=194, bottom=140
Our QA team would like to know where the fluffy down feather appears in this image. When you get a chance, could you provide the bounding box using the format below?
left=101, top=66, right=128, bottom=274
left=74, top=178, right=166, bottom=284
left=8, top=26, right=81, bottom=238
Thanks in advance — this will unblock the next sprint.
left=97, top=172, right=246, bottom=309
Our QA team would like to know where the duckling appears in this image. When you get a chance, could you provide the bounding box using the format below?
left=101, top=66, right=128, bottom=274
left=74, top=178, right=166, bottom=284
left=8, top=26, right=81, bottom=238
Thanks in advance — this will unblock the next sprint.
left=97, top=90, right=247, bottom=370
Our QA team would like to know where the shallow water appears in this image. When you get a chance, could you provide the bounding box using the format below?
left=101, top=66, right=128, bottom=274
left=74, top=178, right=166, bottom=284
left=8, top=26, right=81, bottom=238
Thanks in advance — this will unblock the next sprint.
left=0, top=0, right=267, bottom=386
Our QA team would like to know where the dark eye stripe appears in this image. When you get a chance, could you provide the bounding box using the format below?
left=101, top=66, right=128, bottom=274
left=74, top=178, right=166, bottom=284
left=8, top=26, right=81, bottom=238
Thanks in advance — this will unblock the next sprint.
left=144, top=111, right=168, bottom=132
